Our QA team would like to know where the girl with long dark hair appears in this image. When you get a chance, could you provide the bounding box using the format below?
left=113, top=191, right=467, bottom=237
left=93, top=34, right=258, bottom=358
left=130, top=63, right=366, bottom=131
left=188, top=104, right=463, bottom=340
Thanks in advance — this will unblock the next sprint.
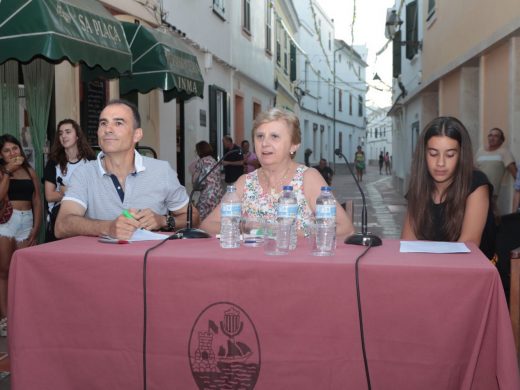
left=0, top=134, right=42, bottom=336
left=401, top=116, right=496, bottom=259
left=43, top=119, right=95, bottom=241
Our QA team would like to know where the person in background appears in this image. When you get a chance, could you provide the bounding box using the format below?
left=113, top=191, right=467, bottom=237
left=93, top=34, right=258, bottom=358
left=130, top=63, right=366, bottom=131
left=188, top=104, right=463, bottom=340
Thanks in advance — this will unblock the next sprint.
left=241, top=140, right=260, bottom=174
left=192, top=141, right=224, bottom=220
left=314, top=158, right=334, bottom=186
left=55, top=99, right=197, bottom=240
left=0, top=134, right=42, bottom=337
left=401, top=116, right=496, bottom=260
left=475, top=127, right=517, bottom=210
left=304, top=148, right=313, bottom=167
left=222, top=136, right=244, bottom=184
left=385, top=152, right=391, bottom=175
left=378, top=151, right=384, bottom=175
left=44, top=119, right=95, bottom=242
left=354, top=145, right=365, bottom=182
left=201, top=108, right=353, bottom=240
left=513, top=168, right=520, bottom=213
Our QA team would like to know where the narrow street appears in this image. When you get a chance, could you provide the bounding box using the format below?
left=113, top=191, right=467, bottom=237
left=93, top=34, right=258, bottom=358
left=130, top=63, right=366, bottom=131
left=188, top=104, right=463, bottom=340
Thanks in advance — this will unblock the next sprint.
left=332, top=164, right=407, bottom=240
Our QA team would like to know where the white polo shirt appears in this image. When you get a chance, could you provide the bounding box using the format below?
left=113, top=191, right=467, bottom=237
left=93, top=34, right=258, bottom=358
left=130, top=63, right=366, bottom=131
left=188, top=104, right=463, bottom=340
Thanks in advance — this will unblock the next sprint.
left=64, top=151, right=189, bottom=220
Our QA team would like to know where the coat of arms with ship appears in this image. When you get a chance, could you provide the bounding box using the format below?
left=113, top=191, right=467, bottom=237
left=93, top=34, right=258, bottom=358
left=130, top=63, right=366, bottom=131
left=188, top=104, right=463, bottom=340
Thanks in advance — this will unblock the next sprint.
left=189, top=302, right=260, bottom=389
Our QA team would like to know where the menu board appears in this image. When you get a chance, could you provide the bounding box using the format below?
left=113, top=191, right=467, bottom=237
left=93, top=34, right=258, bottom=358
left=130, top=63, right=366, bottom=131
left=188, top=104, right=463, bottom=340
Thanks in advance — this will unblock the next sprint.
left=81, top=79, right=107, bottom=145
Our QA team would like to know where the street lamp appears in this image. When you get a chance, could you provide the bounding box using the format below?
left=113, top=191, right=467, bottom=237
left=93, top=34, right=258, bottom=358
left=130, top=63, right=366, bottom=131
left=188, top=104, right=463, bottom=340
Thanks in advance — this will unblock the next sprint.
left=385, top=9, right=422, bottom=50
left=332, top=41, right=348, bottom=171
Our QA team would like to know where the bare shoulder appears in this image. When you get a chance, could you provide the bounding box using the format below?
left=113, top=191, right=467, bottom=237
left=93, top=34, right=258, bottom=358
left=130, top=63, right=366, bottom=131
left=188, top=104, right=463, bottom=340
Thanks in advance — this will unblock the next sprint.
left=302, top=166, right=322, bottom=180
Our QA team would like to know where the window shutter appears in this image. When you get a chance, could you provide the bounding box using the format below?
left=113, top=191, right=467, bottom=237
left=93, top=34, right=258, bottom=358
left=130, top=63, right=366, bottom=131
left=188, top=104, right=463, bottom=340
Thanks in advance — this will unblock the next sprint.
left=393, top=30, right=402, bottom=78
left=406, top=1, right=418, bottom=60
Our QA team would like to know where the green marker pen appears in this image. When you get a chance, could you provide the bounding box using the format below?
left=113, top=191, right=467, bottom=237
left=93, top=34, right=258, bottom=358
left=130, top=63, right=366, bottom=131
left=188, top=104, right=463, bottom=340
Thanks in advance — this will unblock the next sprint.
left=122, top=210, right=135, bottom=220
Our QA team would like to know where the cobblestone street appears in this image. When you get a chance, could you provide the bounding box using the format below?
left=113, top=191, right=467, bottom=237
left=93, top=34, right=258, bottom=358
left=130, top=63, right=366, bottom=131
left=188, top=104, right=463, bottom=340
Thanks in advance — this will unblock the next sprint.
left=331, top=163, right=407, bottom=240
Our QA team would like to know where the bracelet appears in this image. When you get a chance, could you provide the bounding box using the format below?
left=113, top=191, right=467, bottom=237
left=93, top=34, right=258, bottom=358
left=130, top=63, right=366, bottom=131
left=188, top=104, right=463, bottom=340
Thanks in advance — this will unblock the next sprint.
left=2, top=168, right=12, bottom=177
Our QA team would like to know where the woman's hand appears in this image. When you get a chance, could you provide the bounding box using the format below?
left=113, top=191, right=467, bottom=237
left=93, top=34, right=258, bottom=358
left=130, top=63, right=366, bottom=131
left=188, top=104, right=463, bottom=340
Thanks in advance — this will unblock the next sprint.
left=18, top=232, right=38, bottom=248
left=6, top=156, right=24, bottom=173
left=59, top=184, right=68, bottom=196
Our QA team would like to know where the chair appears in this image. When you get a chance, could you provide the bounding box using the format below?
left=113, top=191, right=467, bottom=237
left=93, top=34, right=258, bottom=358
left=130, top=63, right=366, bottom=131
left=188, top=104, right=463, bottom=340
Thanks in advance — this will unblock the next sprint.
left=510, top=247, right=520, bottom=353
left=496, top=213, right=520, bottom=302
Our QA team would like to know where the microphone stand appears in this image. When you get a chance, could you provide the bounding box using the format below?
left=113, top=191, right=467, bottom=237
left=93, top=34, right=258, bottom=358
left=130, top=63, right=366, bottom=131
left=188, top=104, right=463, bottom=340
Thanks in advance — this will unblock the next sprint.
left=175, top=149, right=240, bottom=239
left=335, top=149, right=382, bottom=247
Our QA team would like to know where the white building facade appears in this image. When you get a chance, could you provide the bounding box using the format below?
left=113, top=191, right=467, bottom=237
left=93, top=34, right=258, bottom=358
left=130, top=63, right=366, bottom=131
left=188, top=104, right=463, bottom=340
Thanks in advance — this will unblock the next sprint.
left=293, top=0, right=367, bottom=167
left=162, top=0, right=275, bottom=187
left=366, top=107, right=393, bottom=165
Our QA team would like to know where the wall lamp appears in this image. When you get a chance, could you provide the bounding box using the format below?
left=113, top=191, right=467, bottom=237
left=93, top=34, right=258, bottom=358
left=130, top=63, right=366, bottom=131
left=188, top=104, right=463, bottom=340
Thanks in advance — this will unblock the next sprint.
left=385, top=9, right=423, bottom=51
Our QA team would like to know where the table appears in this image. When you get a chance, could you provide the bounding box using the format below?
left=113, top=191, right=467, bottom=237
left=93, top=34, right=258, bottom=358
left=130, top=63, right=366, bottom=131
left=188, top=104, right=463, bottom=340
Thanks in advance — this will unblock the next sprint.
left=8, top=237, right=520, bottom=389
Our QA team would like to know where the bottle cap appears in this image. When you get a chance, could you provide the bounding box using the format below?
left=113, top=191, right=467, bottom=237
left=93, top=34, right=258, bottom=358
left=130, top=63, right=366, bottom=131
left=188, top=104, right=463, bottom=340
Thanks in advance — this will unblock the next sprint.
left=321, top=186, right=332, bottom=191
left=282, top=185, right=293, bottom=191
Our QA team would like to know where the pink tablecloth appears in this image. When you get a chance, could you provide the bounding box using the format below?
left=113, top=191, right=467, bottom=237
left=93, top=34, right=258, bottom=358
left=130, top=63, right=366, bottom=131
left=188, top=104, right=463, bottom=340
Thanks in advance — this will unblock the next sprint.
left=8, top=237, right=520, bottom=390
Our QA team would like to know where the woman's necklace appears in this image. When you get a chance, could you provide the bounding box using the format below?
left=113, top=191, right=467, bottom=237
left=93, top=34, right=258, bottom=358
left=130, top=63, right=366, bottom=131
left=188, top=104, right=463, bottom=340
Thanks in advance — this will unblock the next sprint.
left=261, top=164, right=292, bottom=195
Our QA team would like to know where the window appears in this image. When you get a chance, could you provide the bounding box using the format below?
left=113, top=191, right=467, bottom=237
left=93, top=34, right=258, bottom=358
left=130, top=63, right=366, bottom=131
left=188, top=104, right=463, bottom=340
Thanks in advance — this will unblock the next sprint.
left=328, top=32, right=331, bottom=50
left=243, top=0, right=251, bottom=34
left=213, top=0, right=225, bottom=18
left=290, top=42, right=296, bottom=82
left=406, top=1, right=419, bottom=59
left=349, top=93, right=353, bottom=115
left=358, top=95, right=363, bottom=117
left=304, top=60, right=309, bottom=90
left=276, top=22, right=281, bottom=65
left=338, top=89, right=343, bottom=112
left=393, top=30, right=401, bottom=78
left=427, top=0, right=436, bottom=21
left=283, top=32, right=288, bottom=74
left=265, top=3, right=272, bottom=53
left=375, top=129, right=378, bottom=138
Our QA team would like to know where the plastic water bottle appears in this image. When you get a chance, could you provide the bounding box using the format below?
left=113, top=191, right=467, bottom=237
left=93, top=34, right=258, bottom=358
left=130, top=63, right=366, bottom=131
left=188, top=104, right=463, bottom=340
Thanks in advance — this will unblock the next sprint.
left=313, top=186, right=336, bottom=256
left=220, top=185, right=241, bottom=248
left=277, top=185, right=298, bottom=250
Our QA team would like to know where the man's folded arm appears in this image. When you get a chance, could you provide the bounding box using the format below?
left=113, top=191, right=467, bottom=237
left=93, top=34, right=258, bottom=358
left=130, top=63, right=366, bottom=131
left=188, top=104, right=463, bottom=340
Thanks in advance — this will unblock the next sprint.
left=54, top=200, right=112, bottom=238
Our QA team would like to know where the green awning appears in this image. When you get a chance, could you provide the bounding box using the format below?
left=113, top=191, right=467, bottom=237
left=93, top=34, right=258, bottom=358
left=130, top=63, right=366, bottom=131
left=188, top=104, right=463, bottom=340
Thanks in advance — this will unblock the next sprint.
left=120, top=22, right=204, bottom=101
left=0, top=0, right=131, bottom=73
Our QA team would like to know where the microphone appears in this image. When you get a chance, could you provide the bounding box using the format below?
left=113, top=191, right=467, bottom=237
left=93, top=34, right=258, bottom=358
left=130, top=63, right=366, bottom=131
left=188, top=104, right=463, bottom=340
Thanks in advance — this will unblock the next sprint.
left=175, top=148, right=241, bottom=239
left=334, top=149, right=382, bottom=247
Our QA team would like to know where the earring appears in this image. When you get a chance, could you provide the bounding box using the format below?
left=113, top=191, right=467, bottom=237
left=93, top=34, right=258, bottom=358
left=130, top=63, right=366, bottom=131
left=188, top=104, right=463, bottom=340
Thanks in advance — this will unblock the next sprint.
left=290, top=151, right=295, bottom=156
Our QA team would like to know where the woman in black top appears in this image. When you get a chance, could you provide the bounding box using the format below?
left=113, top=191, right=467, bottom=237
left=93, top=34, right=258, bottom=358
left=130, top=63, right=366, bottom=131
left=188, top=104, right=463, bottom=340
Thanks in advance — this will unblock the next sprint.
left=401, top=116, right=495, bottom=259
left=0, top=134, right=42, bottom=335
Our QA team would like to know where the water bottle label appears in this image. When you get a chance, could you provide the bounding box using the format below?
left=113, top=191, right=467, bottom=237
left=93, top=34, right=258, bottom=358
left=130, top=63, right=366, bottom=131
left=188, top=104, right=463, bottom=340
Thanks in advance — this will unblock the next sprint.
left=221, top=203, right=241, bottom=217
left=316, top=204, right=336, bottom=219
left=277, top=204, right=298, bottom=218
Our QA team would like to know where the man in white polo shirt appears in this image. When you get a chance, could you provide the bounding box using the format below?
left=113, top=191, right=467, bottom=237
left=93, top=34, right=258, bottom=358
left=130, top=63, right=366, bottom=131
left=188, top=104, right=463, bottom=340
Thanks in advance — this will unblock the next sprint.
left=55, top=99, right=198, bottom=240
left=475, top=127, right=517, bottom=205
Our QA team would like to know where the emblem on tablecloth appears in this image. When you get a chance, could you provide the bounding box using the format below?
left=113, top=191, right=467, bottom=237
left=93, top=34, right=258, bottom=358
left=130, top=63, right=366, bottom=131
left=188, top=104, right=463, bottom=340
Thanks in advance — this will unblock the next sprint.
left=189, top=302, right=261, bottom=389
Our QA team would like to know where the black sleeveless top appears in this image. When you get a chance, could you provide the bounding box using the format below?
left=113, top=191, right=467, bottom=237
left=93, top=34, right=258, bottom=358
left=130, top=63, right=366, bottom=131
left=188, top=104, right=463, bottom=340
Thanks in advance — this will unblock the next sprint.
left=428, top=170, right=495, bottom=259
left=7, top=179, right=34, bottom=201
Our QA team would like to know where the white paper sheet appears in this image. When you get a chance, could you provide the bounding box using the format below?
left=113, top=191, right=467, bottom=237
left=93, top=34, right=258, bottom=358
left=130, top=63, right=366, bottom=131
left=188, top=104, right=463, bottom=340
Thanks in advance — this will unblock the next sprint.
left=400, top=241, right=471, bottom=253
left=99, top=229, right=168, bottom=243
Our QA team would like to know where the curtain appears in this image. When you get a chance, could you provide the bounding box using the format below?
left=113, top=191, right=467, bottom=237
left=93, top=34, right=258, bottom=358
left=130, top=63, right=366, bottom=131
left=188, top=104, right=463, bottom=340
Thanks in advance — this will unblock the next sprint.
left=22, top=58, right=54, bottom=179
left=0, top=60, right=19, bottom=136
left=22, top=58, right=54, bottom=242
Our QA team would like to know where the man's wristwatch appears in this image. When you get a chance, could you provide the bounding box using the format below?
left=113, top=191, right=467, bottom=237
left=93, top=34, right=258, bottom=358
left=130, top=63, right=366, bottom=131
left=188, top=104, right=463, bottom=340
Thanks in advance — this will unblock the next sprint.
left=164, top=214, right=176, bottom=231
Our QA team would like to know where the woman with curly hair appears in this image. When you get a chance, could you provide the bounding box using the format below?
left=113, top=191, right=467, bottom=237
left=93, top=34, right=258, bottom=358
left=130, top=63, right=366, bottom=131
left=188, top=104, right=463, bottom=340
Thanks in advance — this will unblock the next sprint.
left=43, top=119, right=95, bottom=241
